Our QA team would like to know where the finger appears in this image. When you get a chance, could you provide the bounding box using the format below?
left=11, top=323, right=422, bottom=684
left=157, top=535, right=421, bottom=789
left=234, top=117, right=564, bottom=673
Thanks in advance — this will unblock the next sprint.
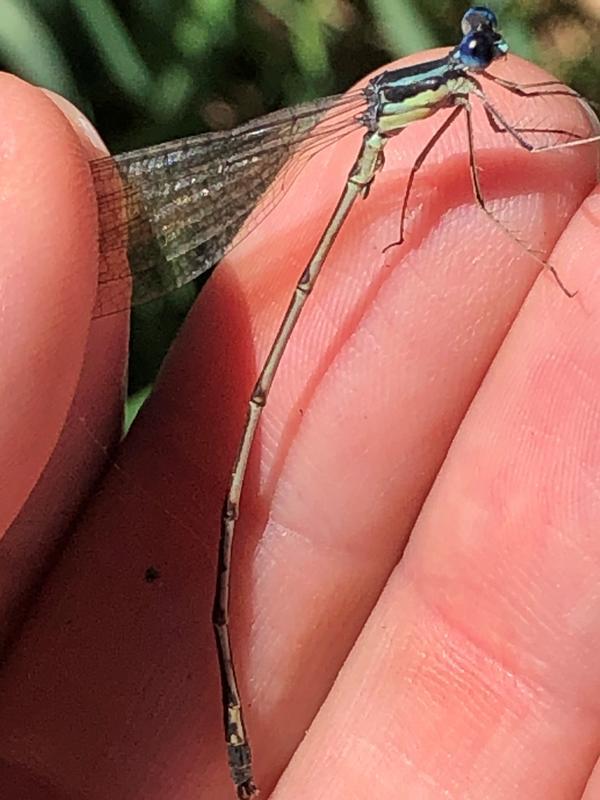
left=0, top=73, right=97, bottom=535
left=0, top=54, right=596, bottom=800
left=272, top=187, right=600, bottom=798
left=583, top=753, right=600, bottom=799
left=0, top=78, right=128, bottom=641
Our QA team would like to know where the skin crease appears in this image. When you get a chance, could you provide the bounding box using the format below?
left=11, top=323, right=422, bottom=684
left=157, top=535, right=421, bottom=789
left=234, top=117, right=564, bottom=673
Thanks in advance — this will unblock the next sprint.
left=0, top=43, right=599, bottom=800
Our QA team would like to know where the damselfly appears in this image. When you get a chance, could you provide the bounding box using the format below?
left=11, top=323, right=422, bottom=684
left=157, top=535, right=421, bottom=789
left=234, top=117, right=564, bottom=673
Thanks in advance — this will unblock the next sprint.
left=90, top=6, right=599, bottom=797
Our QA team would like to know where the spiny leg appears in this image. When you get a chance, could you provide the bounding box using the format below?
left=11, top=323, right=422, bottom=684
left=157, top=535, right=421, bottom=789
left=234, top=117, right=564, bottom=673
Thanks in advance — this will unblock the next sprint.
left=461, top=96, right=576, bottom=297
left=482, top=71, right=586, bottom=102
left=470, top=75, right=600, bottom=154
left=383, top=105, right=464, bottom=253
left=472, top=83, right=600, bottom=156
left=484, top=71, right=600, bottom=122
left=213, top=130, right=387, bottom=799
left=481, top=100, right=587, bottom=142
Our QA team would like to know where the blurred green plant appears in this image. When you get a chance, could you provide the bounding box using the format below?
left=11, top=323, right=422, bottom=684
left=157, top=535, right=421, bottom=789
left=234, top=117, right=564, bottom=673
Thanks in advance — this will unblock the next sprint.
left=1, top=0, right=598, bottom=400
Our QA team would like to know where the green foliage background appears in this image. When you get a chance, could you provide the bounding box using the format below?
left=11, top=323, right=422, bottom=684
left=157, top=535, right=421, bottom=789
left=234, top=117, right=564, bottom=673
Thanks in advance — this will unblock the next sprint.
left=1, top=0, right=598, bottom=405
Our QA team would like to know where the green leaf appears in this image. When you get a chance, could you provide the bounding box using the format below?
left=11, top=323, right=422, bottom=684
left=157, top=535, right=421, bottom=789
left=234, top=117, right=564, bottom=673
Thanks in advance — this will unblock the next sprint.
left=367, top=0, right=436, bottom=56
left=70, top=0, right=152, bottom=104
left=0, top=0, right=78, bottom=100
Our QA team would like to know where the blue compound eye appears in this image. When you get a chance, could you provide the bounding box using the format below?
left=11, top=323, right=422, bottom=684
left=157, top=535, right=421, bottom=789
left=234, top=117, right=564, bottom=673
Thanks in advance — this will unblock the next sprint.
left=459, top=31, right=496, bottom=69
left=461, top=6, right=499, bottom=35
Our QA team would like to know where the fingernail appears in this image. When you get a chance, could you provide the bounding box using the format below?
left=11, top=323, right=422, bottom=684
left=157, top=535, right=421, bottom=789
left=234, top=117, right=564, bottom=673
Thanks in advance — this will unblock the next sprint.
left=41, top=89, right=108, bottom=156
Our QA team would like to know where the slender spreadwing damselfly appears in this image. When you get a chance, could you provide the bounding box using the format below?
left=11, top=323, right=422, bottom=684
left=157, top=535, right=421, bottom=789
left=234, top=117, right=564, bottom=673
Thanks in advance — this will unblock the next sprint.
left=88, top=5, right=600, bottom=797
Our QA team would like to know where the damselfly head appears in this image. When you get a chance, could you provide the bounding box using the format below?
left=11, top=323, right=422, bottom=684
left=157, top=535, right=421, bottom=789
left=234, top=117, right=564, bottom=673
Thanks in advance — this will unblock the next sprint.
left=461, top=6, right=499, bottom=35
left=455, top=6, right=509, bottom=70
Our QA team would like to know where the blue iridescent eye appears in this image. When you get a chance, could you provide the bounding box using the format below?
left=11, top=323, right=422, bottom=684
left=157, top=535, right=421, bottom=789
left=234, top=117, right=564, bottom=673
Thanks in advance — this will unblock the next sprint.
left=459, top=31, right=496, bottom=69
left=461, top=6, right=499, bottom=35
left=454, top=6, right=508, bottom=69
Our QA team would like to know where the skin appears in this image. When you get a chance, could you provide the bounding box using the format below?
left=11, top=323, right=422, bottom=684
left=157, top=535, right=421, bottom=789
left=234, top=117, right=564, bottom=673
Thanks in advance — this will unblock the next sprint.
left=0, top=49, right=599, bottom=800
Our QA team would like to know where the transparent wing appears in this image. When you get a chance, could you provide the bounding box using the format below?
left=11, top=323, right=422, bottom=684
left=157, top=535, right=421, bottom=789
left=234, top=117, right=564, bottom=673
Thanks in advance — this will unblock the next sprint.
left=91, top=90, right=365, bottom=316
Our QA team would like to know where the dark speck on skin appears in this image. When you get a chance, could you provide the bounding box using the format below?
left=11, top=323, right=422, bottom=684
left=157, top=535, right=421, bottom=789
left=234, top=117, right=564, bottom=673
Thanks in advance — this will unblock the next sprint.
left=144, top=566, right=161, bottom=583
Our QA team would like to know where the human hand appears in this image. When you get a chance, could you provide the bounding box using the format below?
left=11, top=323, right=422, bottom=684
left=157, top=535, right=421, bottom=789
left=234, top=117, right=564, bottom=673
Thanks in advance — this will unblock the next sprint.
left=0, top=54, right=599, bottom=800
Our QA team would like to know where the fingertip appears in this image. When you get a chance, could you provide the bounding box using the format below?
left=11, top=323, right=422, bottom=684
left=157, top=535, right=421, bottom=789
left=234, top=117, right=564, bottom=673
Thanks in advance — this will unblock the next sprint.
left=0, top=73, right=99, bottom=532
left=41, top=88, right=108, bottom=158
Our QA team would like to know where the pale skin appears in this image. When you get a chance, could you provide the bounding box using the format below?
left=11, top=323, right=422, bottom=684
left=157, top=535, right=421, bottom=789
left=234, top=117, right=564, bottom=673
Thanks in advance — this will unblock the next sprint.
left=0, top=49, right=599, bottom=800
